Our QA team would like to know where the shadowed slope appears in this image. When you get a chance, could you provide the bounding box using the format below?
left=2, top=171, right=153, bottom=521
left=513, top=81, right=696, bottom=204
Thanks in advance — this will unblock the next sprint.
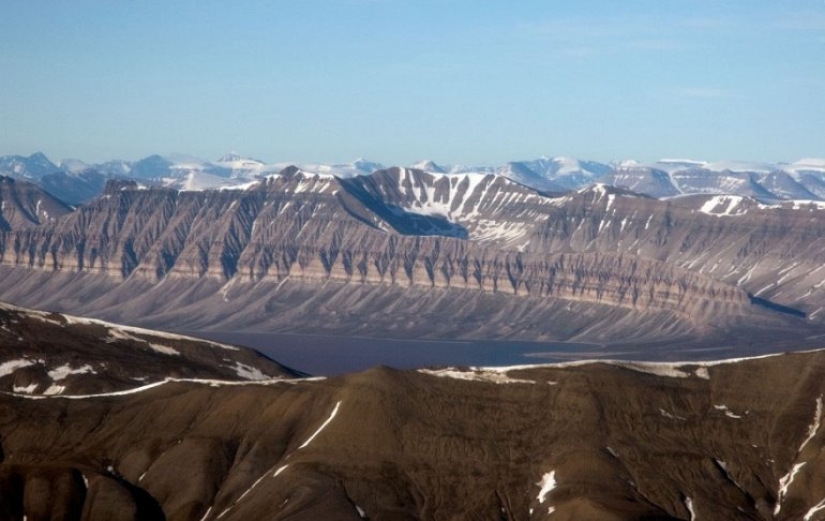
left=3, top=346, right=825, bottom=519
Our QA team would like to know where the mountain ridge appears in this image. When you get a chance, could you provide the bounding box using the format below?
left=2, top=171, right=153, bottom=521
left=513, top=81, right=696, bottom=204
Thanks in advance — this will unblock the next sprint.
left=5, top=151, right=825, bottom=205
left=0, top=168, right=822, bottom=347
left=0, top=301, right=299, bottom=397
left=4, top=332, right=825, bottom=519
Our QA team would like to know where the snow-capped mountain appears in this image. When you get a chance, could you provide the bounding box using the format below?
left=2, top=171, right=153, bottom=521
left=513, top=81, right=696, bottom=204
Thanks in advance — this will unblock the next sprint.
left=517, top=157, right=611, bottom=189
left=92, top=159, right=133, bottom=177
left=216, top=152, right=263, bottom=164
left=444, top=163, right=496, bottom=175
left=409, top=160, right=446, bottom=173
left=119, top=154, right=385, bottom=186
left=421, top=157, right=610, bottom=191
left=492, top=162, right=566, bottom=192
left=0, top=152, right=60, bottom=180
left=597, top=164, right=683, bottom=198
left=213, top=153, right=271, bottom=179
left=274, top=158, right=385, bottom=178
left=5, top=151, right=825, bottom=205
left=0, top=156, right=112, bottom=205
left=595, top=158, right=825, bottom=202
left=58, top=158, right=93, bottom=174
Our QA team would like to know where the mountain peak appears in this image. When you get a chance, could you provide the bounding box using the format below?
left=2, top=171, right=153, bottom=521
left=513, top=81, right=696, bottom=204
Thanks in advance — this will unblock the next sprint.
left=59, top=158, right=91, bottom=174
left=216, top=152, right=264, bottom=164
left=578, top=182, right=643, bottom=198
left=794, top=158, right=825, bottom=168
left=350, top=158, right=384, bottom=174
left=29, top=152, right=53, bottom=163
left=613, top=159, right=642, bottom=169
left=409, top=160, right=445, bottom=173
left=0, top=152, right=59, bottom=180
left=217, top=152, right=244, bottom=163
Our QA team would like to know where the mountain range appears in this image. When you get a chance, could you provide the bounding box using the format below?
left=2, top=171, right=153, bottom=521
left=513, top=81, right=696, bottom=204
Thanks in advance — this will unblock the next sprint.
left=1, top=164, right=825, bottom=350
left=5, top=151, right=825, bottom=519
left=3, top=152, right=825, bottom=205
left=3, top=300, right=825, bottom=519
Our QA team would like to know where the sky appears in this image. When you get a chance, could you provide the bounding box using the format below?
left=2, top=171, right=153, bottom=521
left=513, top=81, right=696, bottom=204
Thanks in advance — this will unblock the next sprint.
left=1, top=0, right=823, bottom=165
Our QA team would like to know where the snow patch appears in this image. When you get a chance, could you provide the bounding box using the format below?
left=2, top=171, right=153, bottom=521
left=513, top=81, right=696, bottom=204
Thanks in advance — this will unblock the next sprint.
left=237, top=472, right=267, bottom=502
left=776, top=462, right=807, bottom=514
left=474, top=350, right=791, bottom=376
left=107, top=328, right=181, bottom=356
left=536, top=471, right=557, bottom=504
left=472, top=219, right=529, bottom=244
left=805, top=498, right=825, bottom=521
left=611, top=361, right=691, bottom=378
left=47, top=364, right=95, bottom=381
left=228, top=361, right=268, bottom=381
left=4, top=376, right=323, bottom=400
left=685, top=497, right=696, bottom=520
left=60, top=312, right=239, bottom=350
left=800, top=396, right=823, bottom=451
left=148, top=343, right=180, bottom=356
left=660, top=408, right=686, bottom=421
left=417, top=367, right=535, bottom=385
left=791, top=200, right=825, bottom=211
left=12, top=383, right=37, bottom=394
left=42, top=384, right=66, bottom=396
left=0, top=358, right=37, bottom=377
left=713, top=404, right=742, bottom=419
left=273, top=464, right=289, bottom=477
left=298, top=401, right=342, bottom=449
left=699, top=195, right=747, bottom=216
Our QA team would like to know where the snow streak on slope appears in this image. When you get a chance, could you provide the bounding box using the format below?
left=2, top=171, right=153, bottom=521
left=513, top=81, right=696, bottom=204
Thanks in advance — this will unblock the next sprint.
left=372, top=168, right=551, bottom=244
left=698, top=195, right=748, bottom=216
left=536, top=471, right=557, bottom=503
left=298, top=401, right=342, bottom=449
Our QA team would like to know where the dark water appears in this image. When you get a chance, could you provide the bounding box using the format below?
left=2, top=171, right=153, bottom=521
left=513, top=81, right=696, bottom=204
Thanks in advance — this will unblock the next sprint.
left=188, top=331, right=616, bottom=376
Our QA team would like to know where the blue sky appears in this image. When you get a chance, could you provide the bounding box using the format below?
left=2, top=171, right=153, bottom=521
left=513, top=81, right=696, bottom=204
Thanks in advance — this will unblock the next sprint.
left=1, top=0, right=823, bottom=165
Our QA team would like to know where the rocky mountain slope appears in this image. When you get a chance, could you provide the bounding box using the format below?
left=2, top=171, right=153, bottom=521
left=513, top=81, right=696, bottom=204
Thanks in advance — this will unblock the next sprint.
left=0, top=167, right=824, bottom=345
left=0, top=176, right=73, bottom=229
left=4, top=336, right=825, bottom=519
left=0, top=301, right=299, bottom=396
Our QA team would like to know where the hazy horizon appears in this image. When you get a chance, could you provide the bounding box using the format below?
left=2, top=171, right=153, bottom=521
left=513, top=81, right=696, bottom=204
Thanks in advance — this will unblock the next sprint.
left=4, top=149, right=825, bottom=169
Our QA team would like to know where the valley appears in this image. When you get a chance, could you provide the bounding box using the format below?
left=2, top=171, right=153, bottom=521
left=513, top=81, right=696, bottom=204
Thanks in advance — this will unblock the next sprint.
left=191, top=330, right=825, bottom=377
left=188, top=331, right=605, bottom=376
